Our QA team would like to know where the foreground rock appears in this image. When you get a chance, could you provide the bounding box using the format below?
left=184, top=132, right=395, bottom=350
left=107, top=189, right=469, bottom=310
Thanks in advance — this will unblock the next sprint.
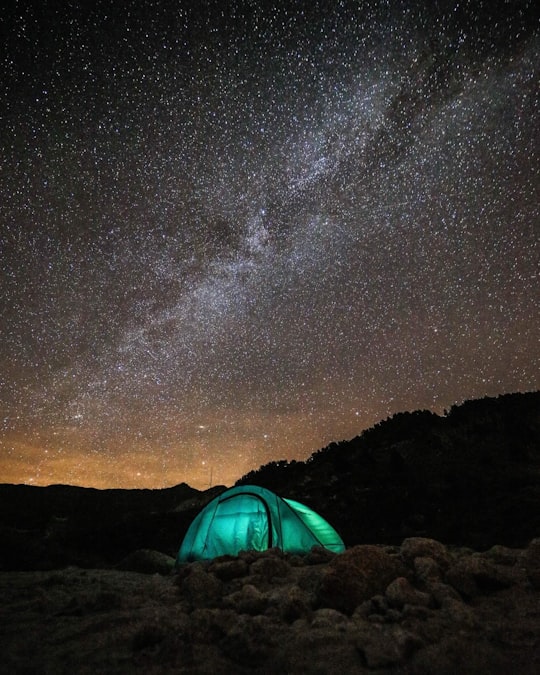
left=1, top=538, right=539, bottom=673
left=317, top=545, right=406, bottom=614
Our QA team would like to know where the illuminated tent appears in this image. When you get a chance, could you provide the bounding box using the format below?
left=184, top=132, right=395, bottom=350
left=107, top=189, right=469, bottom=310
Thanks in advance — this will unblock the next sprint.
left=177, top=484, right=345, bottom=562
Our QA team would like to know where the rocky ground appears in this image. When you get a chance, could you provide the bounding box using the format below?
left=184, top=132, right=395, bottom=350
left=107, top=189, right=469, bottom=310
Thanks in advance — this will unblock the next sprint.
left=1, top=537, right=539, bottom=674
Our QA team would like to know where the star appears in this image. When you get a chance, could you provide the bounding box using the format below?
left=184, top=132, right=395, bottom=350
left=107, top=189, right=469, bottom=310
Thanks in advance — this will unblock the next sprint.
left=1, top=1, right=538, bottom=489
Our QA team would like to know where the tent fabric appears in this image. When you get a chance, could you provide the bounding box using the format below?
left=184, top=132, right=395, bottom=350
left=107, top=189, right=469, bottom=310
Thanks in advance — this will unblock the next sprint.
left=177, top=485, right=345, bottom=562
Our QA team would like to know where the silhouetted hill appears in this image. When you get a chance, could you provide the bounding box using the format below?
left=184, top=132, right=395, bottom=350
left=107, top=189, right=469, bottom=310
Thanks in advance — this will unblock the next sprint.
left=0, top=482, right=225, bottom=570
left=0, top=482, right=197, bottom=530
left=237, top=391, right=540, bottom=549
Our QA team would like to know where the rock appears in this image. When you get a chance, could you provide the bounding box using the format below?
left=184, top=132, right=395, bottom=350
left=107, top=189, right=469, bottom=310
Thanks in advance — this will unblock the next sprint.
left=385, top=608, right=403, bottom=622
left=410, top=637, right=512, bottom=674
left=353, top=600, right=373, bottom=619
left=485, top=544, right=524, bottom=566
left=370, top=594, right=389, bottom=614
left=428, top=581, right=462, bottom=606
left=311, top=608, right=349, bottom=628
left=1, top=546, right=540, bottom=674
left=304, top=546, right=337, bottom=565
left=250, top=555, right=291, bottom=580
left=178, top=563, right=223, bottom=608
left=209, top=558, right=249, bottom=581
left=224, top=584, right=268, bottom=615
left=117, top=549, right=175, bottom=575
left=524, top=538, right=540, bottom=589
left=285, top=620, right=364, bottom=673
left=267, top=585, right=313, bottom=622
left=190, top=607, right=238, bottom=643
left=317, top=545, right=406, bottom=614
left=445, top=563, right=478, bottom=598
left=354, top=624, right=423, bottom=668
left=446, top=555, right=515, bottom=598
left=132, top=623, right=166, bottom=652
left=237, top=549, right=261, bottom=565
left=239, top=547, right=284, bottom=566
left=414, top=555, right=443, bottom=584
left=296, top=565, right=326, bottom=595
left=402, top=604, right=433, bottom=620
left=401, top=538, right=453, bottom=571
left=288, top=555, right=305, bottom=567
left=219, top=614, right=276, bottom=667
left=385, top=576, right=431, bottom=609
left=367, top=613, right=385, bottom=623
left=441, top=598, right=477, bottom=628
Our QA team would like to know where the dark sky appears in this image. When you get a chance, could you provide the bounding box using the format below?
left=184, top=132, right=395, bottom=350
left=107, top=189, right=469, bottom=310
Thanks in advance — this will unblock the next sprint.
left=1, top=1, right=539, bottom=489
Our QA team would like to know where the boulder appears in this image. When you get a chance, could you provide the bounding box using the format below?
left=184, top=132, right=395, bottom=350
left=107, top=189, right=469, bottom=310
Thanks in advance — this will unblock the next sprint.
left=223, top=584, right=268, bottom=615
left=311, top=607, right=349, bottom=628
left=238, top=547, right=284, bottom=565
left=524, top=538, right=540, bottom=589
left=250, top=554, right=291, bottom=580
left=414, top=556, right=443, bottom=584
left=209, top=558, right=249, bottom=581
left=445, top=555, right=515, bottom=598
left=401, top=538, right=452, bottom=571
left=117, top=549, right=175, bottom=575
left=267, top=585, right=313, bottom=622
left=189, top=607, right=238, bottom=643
left=354, top=624, right=423, bottom=668
left=484, top=544, right=524, bottom=566
left=177, top=563, right=223, bottom=608
left=219, top=614, right=276, bottom=668
left=385, top=577, right=431, bottom=609
left=317, top=545, right=406, bottom=614
left=440, top=598, right=477, bottom=628
left=370, top=594, right=389, bottom=614
left=428, top=581, right=462, bottom=606
left=410, top=637, right=511, bottom=674
left=304, top=546, right=337, bottom=565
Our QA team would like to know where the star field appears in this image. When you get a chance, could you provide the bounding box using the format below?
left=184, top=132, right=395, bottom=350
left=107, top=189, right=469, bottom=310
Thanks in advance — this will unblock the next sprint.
left=1, top=1, right=539, bottom=489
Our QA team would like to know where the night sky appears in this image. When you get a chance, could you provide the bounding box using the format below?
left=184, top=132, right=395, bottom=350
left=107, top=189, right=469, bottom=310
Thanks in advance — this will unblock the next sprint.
left=1, top=1, right=539, bottom=490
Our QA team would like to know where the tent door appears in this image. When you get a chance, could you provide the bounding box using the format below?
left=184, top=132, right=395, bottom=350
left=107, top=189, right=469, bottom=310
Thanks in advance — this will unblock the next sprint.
left=206, top=493, right=272, bottom=555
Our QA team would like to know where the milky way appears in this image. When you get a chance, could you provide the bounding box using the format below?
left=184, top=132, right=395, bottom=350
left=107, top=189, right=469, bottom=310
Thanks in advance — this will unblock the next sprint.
left=1, top=1, right=539, bottom=489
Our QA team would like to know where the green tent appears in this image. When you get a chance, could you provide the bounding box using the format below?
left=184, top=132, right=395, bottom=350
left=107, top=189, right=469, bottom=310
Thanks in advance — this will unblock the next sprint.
left=177, top=485, right=345, bottom=562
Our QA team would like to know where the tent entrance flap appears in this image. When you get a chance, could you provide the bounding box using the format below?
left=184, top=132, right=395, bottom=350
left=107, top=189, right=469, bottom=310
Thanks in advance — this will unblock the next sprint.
left=202, top=493, right=271, bottom=558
